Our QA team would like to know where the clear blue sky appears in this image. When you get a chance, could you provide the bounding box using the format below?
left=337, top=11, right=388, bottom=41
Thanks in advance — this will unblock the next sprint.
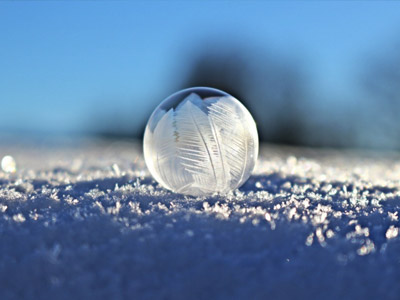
left=1, top=1, right=400, bottom=136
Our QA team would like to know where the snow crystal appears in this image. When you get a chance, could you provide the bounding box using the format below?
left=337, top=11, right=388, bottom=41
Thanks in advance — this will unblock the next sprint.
left=386, top=225, right=399, bottom=239
left=12, top=213, right=25, bottom=222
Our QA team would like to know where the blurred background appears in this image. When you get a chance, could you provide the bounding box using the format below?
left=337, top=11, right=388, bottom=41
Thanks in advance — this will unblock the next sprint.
left=1, top=1, right=400, bottom=149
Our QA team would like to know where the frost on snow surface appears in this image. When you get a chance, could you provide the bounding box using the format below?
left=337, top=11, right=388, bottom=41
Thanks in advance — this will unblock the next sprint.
left=0, top=141, right=400, bottom=300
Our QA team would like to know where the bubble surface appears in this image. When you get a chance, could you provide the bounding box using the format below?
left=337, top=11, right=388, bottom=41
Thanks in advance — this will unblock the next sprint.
left=143, top=87, right=259, bottom=196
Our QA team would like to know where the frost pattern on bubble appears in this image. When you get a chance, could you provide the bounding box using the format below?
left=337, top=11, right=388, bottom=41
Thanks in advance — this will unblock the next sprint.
left=143, top=89, right=259, bottom=196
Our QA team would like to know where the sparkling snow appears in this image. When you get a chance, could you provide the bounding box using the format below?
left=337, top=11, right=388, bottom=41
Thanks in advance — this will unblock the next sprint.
left=0, top=141, right=399, bottom=299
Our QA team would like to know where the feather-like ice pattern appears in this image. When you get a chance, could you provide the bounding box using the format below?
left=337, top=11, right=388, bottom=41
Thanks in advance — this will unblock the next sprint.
left=207, top=96, right=251, bottom=189
left=144, top=89, right=258, bottom=196
left=151, top=108, right=192, bottom=192
left=174, top=93, right=224, bottom=194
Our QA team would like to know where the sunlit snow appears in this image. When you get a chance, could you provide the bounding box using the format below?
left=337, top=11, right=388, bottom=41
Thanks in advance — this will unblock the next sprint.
left=0, top=141, right=399, bottom=299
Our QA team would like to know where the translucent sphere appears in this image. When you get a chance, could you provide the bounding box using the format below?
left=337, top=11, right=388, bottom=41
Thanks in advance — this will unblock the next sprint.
left=143, top=87, right=258, bottom=196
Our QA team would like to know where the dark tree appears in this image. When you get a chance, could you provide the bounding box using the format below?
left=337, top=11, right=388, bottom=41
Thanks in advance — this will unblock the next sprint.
left=182, top=42, right=310, bottom=146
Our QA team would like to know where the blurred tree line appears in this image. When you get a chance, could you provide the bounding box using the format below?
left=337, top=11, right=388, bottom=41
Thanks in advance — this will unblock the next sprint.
left=94, top=38, right=400, bottom=150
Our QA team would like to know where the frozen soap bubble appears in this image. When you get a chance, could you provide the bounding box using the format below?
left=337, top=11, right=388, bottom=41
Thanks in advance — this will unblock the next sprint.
left=143, top=87, right=258, bottom=196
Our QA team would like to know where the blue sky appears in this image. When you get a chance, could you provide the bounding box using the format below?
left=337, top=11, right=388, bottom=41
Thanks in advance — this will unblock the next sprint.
left=1, top=1, right=400, bottom=135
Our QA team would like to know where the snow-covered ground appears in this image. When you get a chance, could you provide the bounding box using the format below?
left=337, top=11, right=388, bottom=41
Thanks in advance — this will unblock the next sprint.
left=0, top=140, right=400, bottom=299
